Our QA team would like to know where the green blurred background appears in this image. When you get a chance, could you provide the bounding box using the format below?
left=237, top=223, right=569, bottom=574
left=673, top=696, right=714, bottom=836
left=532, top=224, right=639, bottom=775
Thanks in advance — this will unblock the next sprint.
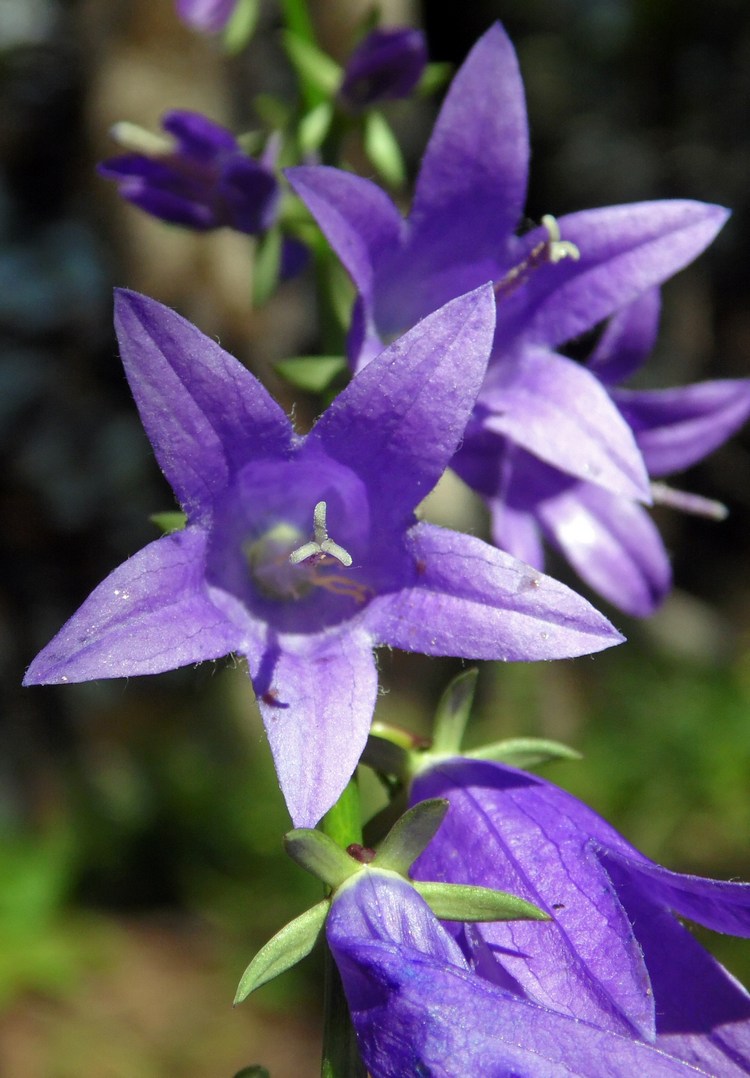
left=1, top=0, right=749, bottom=1074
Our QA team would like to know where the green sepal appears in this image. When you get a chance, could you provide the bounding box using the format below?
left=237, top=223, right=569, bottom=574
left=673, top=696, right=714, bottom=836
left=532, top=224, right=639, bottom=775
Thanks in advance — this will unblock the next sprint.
left=361, top=733, right=411, bottom=780
left=233, top=899, right=328, bottom=1003
left=469, top=737, right=582, bottom=769
left=375, top=799, right=449, bottom=875
left=252, top=227, right=282, bottom=305
left=284, top=829, right=360, bottom=889
left=150, top=511, right=187, bottom=535
left=363, top=111, right=406, bottom=188
left=414, top=881, right=550, bottom=923
left=222, top=0, right=260, bottom=54
left=283, top=32, right=342, bottom=102
left=274, top=355, right=346, bottom=394
left=431, top=667, right=478, bottom=755
left=298, top=102, right=334, bottom=154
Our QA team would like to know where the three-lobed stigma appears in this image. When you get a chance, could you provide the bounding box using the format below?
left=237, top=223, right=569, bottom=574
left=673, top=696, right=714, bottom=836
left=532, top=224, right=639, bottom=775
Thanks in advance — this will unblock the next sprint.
left=289, top=501, right=353, bottom=567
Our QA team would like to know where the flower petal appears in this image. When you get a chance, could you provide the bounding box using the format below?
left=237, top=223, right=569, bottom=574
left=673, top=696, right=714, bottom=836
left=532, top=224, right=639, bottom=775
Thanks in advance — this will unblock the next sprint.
left=604, top=859, right=750, bottom=1076
left=309, top=286, right=496, bottom=522
left=587, top=288, right=661, bottom=385
left=286, top=165, right=403, bottom=304
left=481, top=349, right=650, bottom=498
left=498, top=201, right=729, bottom=352
left=218, top=155, right=279, bottom=233
left=252, top=631, right=378, bottom=828
left=23, top=529, right=240, bottom=685
left=368, top=522, right=623, bottom=661
left=614, top=381, right=750, bottom=477
left=535, top=477, right=672, bottom=617
left=601, top=848, right=750, bottom=938
left=411, top=760, right=655, bottom=1039
left=114, top=290, right=293, bottom=522
left=327, top=871, right=468, bottom=969
left=409, top=23, right=528, bottom=282
left=345, top=948, right=710, bottom=1076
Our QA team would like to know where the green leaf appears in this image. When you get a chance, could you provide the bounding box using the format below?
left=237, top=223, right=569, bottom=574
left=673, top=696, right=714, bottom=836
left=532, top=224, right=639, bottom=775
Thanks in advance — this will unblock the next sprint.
left=431, top=668, right=478, bottom=755
left=223, top=0, right=261, bottom=54
left=283, top=31, right=342, bottom=105
left=469, top=737, right=582, bottom=769
left=150, top=511, right=187, bottom=535
left=363, top=111, right=406, bottom=188
left=284, top=829, right=360, bottom=888
left=414, top=882, right=550, bottom=923
left=233, top=899, right=328, bottom=1003
left=375, top=799, right=448, bottom=875
left=274, top=355, right=346, bottom=394
left=298, top=102, right=334, bottom=154
left=252, top=228, right=282, bottom=306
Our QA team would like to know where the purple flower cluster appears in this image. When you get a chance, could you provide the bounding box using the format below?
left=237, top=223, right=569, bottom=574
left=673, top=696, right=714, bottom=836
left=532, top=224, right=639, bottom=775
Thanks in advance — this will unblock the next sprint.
left=328, top=762, right=750, bottom=1076
left=26, top=13, right=750, bottom=1075
left=288, top=23, right=750, bottom=616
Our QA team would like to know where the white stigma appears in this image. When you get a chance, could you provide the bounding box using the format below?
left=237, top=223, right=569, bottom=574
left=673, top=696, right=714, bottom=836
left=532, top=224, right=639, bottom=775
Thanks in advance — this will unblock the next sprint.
left=289, top=501, right=353, bottom=567
left=540, top=214, right=580, bottom=263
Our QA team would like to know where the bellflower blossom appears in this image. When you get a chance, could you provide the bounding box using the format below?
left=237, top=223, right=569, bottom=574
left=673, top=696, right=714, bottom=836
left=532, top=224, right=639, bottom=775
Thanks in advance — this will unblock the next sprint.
left=328, top=870, right=718, bottom=1076
left=454, top=287, right=750, bottom=614
left=337, top=28, right=428, bottom=113
left=23, top=286, right=623, bottom=828
left=99, top=110, right=280, bottom=236
left=287, top=23, right=739, bottom=615
left=409, top=759, right=750, bottom=1076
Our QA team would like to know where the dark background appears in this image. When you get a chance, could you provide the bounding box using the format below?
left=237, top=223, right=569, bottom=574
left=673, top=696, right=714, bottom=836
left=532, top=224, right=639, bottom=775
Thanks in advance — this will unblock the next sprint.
left=1, top=0, right=749, bottom=1073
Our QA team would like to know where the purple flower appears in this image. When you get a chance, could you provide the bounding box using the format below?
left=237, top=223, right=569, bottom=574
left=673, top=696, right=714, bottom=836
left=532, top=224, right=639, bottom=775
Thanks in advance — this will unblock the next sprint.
left=99, top=110, right=280, bottom=235
left=452, top=288, right=750, bottom=615
left=175, top=0, right=237, bottom=34
left=23, top=286, right=623, bottom=827
left=337, top=28, right=428, bottom=112
left=408, top=758, right=750, bottom=1075
left=328, top=870, right=721, bottom=1076
left=286, top=23, right=741, bottom=616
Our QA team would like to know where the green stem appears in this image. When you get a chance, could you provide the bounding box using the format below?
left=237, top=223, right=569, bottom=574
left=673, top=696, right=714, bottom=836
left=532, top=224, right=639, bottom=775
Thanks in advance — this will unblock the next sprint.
left=319, top=774, right=365, bottom=1077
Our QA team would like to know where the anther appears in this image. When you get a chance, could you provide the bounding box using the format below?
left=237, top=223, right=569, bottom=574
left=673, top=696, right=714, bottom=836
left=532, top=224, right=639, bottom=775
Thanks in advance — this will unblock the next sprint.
left=289, top=501, right=353, bottom=567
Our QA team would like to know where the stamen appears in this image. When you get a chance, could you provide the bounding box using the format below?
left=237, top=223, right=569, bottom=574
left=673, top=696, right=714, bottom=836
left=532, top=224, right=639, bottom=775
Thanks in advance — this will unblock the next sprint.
left=308, top=566, right=372, bottom=604
left=651, top=481, right=729, bottom=521
left=289, top=501, right=353, bottom=567
left=494, top=214, right=580, bottom=300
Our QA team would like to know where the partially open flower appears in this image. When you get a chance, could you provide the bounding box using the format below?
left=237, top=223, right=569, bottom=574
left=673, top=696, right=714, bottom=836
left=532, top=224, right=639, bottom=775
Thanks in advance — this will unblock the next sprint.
left=99, top=110, right=280, bottom=235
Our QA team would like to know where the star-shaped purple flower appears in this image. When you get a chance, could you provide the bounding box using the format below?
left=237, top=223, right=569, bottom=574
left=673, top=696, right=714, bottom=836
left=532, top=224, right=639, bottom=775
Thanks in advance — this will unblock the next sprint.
left=287, top=22, right=742, bottom=616
left=409, top=758, right=750, bottom=1075
left=328, top=870, right=725, bottom=1076
left=99, top=110, right=281, bottom=235
left=23, top=286, right=623, bottom=827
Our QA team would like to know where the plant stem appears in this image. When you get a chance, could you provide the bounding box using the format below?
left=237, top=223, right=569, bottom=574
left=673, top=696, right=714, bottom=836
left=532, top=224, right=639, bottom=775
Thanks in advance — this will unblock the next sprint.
left=319, top=774, right=365, bottom=1077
